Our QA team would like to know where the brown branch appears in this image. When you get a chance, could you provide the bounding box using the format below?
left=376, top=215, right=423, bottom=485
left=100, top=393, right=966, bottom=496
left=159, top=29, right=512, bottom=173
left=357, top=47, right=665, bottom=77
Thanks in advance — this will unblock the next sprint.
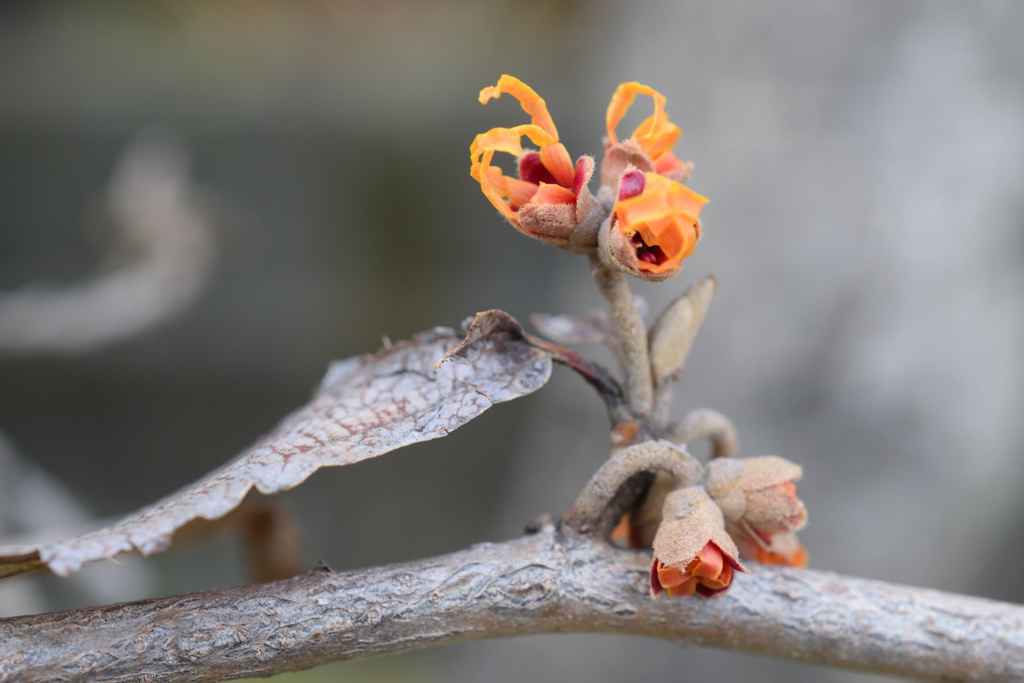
left=1, top=525, right=1021, bottom=682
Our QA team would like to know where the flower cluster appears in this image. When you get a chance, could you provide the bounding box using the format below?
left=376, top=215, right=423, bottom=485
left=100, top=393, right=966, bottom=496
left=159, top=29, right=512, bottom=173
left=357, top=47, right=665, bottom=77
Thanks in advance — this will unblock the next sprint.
left=471, top=76, right=707, bottom=279
left=611, top=451, right=808, bottom=599
left=649, top=455, right=807, bottom=598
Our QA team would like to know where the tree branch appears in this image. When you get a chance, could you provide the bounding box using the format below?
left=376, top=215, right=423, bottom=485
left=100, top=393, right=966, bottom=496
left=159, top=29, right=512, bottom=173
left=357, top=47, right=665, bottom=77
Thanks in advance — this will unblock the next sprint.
left=1, top=525, right=1021, bottom=682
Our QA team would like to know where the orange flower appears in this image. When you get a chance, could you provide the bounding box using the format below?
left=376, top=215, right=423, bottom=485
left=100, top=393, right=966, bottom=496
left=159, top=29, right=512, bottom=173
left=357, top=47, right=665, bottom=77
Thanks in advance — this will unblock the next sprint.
left=598, top=170, right=707, bottom=281
left=650, top=487, right=746, bottom=598
left=470, top=76, right=597, bottom=249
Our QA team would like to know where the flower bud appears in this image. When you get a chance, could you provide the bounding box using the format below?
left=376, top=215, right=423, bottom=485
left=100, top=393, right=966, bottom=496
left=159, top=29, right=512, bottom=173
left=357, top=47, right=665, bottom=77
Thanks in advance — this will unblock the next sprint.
left=705, top=456, right=808, bottom=567
left=650, top=487, right=746, bottom=597
left=598, top=170, right=706, bottom=281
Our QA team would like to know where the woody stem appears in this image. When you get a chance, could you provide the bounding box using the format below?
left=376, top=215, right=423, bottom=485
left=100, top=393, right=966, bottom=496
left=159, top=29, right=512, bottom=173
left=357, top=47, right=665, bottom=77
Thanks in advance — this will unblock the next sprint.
left=588, top=253, right=653, bottom=414
left=563, top=440, right=701, bottom=537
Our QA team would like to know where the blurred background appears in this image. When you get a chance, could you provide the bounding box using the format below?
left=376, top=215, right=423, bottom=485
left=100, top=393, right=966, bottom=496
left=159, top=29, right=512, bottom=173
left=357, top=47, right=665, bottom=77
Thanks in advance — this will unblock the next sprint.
left=1, top=1, right=1023, bottom=681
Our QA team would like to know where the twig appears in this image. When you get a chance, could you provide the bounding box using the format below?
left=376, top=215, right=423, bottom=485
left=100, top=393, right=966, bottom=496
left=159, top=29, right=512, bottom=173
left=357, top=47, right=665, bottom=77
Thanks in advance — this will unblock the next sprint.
left=667, top=408, right=739, bottom=459
left=525, top=335, right=630, bottom=425
left=1, top=525, right=1021, bottom=682
left=589, top=253, right=653, bottom=413
left=562, top=440, right=701, bottom=536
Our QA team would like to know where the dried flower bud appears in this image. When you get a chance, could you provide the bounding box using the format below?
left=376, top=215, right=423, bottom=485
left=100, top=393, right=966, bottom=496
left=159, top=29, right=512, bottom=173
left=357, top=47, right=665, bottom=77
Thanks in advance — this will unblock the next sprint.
left=598, top=170, right=707, bottom=281
left=650, top=487, right=746, bottom=598
left=706, top=456, right=808, bottom=567
left=471, top=76, right=599, bottom=252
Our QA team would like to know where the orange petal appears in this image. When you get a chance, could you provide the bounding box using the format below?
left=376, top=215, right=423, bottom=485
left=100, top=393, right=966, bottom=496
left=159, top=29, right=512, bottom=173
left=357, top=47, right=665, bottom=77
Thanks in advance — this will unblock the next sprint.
left=688, top=541, right=725, bottom=580
left=484, top=167, right=538, bottom=209
left=616, top=173, right=708, bottom=225
left=666, top=579, right=698, bottom=597
left=656, top=560, right=687, bottom=588
left=633, top=113, right=682, bottom=160
left=607, top=82, right=666, bottom=144
left=757, top=543, right=809, bottom=568
left=606, top=82, right=684, bottom=161
left=653, top=151, right=686, bottom=175
left=611, top=514, right=632, bottom=546
left=698, top=561, right=734, bottom=591
left=479, top=75, right=559, bottom=142
left=612, top=173, right=707, bottom=273
left=530, top=183, right=576, bottom=205
left=471, top=125, right=557, bottom=220
left=470, top=124, right=556, bottom=161
left=539, top=143, right=576, bottom=188
left=472, top=149, right=516, bottom=221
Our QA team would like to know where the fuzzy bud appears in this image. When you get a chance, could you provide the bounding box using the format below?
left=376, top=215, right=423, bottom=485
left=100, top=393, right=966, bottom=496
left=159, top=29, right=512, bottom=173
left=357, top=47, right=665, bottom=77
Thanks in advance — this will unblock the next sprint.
left=706, top=456, right=808, bottom=567
left=650, top=487, right=746, bottom=598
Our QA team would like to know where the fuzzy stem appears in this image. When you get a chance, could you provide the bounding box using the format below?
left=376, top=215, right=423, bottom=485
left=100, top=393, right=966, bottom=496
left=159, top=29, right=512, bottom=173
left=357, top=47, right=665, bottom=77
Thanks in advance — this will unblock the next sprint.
left=588, top=253, right=653, bottom=413
left=667, top=408, right=739, bottom=459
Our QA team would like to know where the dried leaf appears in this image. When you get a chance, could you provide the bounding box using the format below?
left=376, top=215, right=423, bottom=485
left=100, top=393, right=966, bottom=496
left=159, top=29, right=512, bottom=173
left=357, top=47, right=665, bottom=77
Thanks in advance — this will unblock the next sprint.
left=649, top=275, right=716, bottom=415
left=0, top=323, right=551, bottom=579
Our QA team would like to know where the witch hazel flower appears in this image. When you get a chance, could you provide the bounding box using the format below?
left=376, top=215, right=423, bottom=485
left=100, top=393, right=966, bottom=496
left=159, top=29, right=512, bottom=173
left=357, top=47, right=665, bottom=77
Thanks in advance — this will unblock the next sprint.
left=470, top=76, right=600, bottom=252
left=593, top=82, right=709, bottom=281
left=650, top=486, right=746, bottom=598
left=598, top=167, right=707, bottom=281
left=705, top=456, right=809, bottom=567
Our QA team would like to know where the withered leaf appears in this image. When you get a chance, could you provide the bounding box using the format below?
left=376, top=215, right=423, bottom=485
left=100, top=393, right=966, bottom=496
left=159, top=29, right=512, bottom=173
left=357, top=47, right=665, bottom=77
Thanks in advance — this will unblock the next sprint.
left=0, top=322, right=551, bottom=579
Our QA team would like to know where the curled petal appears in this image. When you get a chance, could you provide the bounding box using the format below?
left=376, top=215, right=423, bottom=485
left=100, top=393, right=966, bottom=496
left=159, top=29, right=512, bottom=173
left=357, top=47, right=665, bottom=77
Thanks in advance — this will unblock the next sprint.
left=470, top=125, right=557, bottom=220
left=484, top=167, right=538, bottom=209
left=479, top=75, right=559, bottom=141
left=606, top=82, right=681, bottom=159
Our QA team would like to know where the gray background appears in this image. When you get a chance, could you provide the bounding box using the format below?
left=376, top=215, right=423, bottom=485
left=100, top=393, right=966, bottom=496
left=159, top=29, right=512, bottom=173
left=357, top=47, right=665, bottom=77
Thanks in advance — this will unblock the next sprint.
left=1, top=1, right=1022, bottom=681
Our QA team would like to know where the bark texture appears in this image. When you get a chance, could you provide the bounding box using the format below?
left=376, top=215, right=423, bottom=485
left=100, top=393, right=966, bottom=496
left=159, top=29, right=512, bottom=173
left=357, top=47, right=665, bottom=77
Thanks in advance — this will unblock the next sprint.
left=2, top=526, right=1022, bottom=682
